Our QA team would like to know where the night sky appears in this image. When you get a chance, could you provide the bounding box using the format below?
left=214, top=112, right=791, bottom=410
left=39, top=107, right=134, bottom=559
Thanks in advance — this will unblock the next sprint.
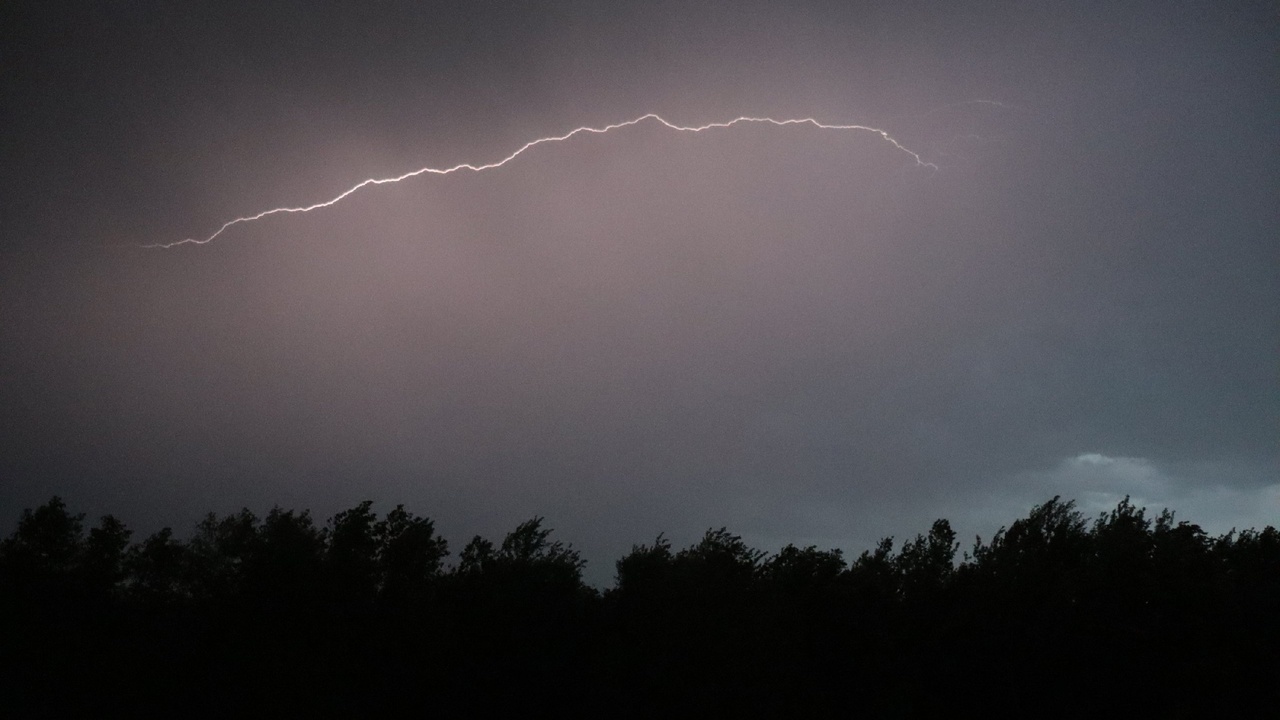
left=2, top=1, right=1276, bottom=584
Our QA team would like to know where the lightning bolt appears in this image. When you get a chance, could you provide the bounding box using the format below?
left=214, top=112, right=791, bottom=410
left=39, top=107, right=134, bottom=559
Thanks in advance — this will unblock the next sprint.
left=144, top=113, right=936, bottom=249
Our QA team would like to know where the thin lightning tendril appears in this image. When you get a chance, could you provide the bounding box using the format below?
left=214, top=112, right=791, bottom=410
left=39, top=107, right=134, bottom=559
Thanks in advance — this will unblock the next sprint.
left=144, top=113, right=936, bottom=249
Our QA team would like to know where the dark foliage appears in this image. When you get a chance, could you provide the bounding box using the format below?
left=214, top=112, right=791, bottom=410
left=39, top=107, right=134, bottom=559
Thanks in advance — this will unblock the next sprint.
left=1, top=495, right=1276, bottom=716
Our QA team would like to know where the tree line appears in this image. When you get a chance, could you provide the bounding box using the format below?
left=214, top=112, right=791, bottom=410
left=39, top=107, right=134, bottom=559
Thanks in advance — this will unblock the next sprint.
left=1, top=495, right=1276, bottom=715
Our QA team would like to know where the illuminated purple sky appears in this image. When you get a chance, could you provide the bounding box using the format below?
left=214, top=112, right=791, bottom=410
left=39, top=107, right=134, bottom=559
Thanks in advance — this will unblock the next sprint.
left=2, top=1, right=1276, bottom=582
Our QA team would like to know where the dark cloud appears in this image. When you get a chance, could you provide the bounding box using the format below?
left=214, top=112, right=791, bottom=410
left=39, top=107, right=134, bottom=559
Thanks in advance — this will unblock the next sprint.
left=2, top=1, right=1275, bottom=583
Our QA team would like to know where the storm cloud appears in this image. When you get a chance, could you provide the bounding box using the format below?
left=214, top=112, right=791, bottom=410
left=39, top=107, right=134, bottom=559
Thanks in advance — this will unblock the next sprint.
left=2, top=1, right=1275, bottom=583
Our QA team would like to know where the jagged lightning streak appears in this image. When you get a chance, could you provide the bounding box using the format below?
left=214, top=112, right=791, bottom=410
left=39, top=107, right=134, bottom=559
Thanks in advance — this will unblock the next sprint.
left=144, top=113, right=936, bottom=249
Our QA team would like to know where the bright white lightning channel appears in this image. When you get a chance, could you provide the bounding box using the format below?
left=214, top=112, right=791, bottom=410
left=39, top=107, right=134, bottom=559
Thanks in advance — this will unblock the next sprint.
left=145, top=113, right=936, bottom=249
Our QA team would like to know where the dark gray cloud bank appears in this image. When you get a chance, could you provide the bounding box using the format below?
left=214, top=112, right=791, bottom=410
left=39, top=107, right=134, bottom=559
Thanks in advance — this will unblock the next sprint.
left=2, top=1, right=1275, bottom=583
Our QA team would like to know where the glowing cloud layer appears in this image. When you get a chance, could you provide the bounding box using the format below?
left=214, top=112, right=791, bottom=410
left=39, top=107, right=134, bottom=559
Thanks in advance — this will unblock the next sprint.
left=145, top=113, right=936, bottom=249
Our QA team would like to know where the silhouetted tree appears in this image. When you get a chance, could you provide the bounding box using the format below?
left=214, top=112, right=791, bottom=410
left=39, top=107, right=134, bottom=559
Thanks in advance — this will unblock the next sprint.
left=846, top=535, right=899, bottom=603
left=967, top=495, right=1090, bottom=606
left=762, top=544, right=846, bottom=592
left=457, top=535, right=496, bottom=575
left=896, top=519, right=957, bottom=599
left=186, top=508, right=259, bottom=600
left=613, top=534, right=674, bottom=598
left=379, top=504, right=448, bottom=605
left=0, top=496, right=85, bottom=586
left=326, top=500, right=384, bottom=606
left=81, top=515, right=132, bottom=597
left=125, top=528, right=189, bottom=603
left=0, top=499, right=133, bottom=603
left=454, top=518, right=588, bottom=604
left=243, top=507, right=324, bottom=605
left=674, top=527, right=765, bottom=596
left=1, top=492, right=1276, bottom=715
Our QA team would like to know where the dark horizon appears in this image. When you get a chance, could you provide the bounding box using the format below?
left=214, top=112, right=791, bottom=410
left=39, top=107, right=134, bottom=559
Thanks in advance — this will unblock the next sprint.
left=3, top=491, right=1277, bottom=713
left=3, top=488, right=1275, bottom=589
